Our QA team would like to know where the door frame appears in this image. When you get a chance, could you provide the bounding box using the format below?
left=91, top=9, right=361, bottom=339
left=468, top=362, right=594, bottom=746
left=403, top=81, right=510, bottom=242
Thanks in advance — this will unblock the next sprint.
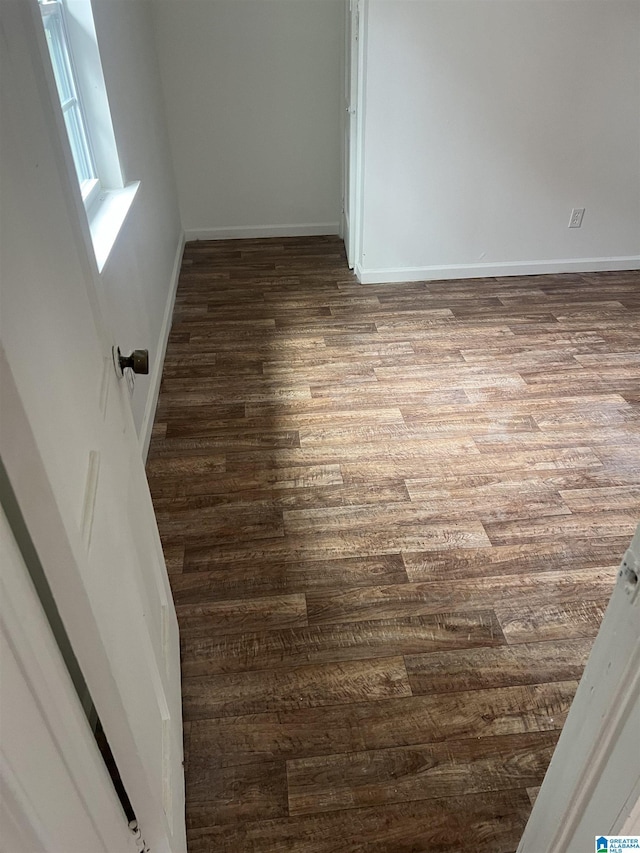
left=341, top=0, right=367, bottom=272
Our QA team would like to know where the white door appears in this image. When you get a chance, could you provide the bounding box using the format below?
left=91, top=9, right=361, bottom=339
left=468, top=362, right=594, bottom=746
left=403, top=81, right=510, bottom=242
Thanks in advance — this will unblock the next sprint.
left=343, top=0, right=360, bottom=268
left=0, top=503, right=138, bottom=853
left=518, top=525, right=640, bottom=852
left=0, top=2, right=185, bottom=852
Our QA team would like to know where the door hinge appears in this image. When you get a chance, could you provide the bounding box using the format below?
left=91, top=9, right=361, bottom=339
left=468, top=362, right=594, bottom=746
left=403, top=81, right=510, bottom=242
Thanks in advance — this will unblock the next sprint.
left=129, top=820, right=151, bottom=853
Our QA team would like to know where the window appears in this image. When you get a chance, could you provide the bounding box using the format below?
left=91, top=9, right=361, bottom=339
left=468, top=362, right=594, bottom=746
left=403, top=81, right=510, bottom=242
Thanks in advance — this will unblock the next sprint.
left=37, top=0, right=139, bottom=272
left=39, top=0, right=100, bottom=209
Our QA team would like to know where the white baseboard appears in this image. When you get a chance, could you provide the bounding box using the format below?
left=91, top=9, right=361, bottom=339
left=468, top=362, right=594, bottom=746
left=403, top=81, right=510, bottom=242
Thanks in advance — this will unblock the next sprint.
left=356, top=255, right=640, bottom=284
left=139, top=230, right=185, bottom=461
left=184, top=223, right=340, bottom=241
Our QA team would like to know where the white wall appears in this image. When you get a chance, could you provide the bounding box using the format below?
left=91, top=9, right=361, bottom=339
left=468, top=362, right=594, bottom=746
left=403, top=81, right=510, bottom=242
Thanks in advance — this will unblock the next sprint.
left=358, top=0, right=640, bottom=282
left=88, top=0, right=183, bottom=443
left=152, top=0, right=344, bottom=239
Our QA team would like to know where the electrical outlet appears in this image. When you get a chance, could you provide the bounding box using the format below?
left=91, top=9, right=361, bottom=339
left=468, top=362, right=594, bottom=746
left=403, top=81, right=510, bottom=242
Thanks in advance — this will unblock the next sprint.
left=569, top=207, right=585, bottom=228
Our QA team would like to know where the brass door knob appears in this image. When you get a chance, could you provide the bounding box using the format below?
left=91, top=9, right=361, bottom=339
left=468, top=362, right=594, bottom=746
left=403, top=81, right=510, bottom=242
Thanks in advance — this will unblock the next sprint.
left=117, top=348, right=149, bottom=375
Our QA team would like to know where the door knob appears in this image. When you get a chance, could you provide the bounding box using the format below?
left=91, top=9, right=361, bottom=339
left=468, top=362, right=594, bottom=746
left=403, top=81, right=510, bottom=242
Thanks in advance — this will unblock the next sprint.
left=117, top=348, right=149, bottom=375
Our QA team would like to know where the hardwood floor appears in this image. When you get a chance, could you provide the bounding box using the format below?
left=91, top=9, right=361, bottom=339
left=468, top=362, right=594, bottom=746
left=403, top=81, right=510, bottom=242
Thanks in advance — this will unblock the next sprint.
left=147, top=237, right=639, bottom=852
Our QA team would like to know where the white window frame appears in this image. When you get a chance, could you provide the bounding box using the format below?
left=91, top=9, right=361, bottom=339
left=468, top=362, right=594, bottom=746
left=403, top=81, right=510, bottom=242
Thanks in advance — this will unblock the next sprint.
left=39, top=0, right=101, bottom=211
left=35, top=0, right=139, bottom=273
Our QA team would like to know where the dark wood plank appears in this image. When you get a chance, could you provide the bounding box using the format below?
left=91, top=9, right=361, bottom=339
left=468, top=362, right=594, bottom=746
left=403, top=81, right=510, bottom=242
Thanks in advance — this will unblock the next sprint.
left=176, top=553, right=407, bottom=602
left=180, top=523, right=491, bottom=565
left=180, top=611, right=504, bottom=677
left=173, top=553, right=407, bottom=602
left=344, top=445, right=604, bottom=484
left=403, top=538, right=626, bottom=583
left=187, top=789, right=532, bottom=853
left=182, top=656, right=412, bottom=720
left=150, top=464, right=344, bottom=499
left=401, top=480, right=572, bottom=523
left=163, top=425, right=301, bottom=448
left=473, top=428, right=637, bottom=452
left=401, top=410, right=541, bottom=435
left=188, top=681, right=576, bottom=767
left=287, top=730, right=559, bottom=816
left=405, top=638, right=592, bottom=694
left=223, top=436, right=482, bottom=471
left=305, top=567, right=616, bottom=626
left=146, top=452, right=225, bottom=477
left=483, top=511, right=638, bottom=547
left=186, top=761, right=288, bottom=827
left=281, top=500, right=520, bottom=535
left=153, top=480, right=410, bottom=514
left=176, top=593, right=308, bottom=637
left=558, top=485, right=640, bottom=513
left=495, top=599, right=610, bottom=644
left=156, top=503, right=285, bottom=544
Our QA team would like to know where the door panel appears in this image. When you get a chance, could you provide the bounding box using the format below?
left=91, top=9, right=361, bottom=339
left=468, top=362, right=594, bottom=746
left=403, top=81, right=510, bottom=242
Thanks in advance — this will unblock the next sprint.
left=0, top=505, right=138, bottom=853
left=0, top=1, right=185, bottom=850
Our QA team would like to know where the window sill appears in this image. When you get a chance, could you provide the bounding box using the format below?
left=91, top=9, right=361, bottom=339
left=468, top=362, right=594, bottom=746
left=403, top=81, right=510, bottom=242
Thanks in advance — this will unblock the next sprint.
left=88, top=182, right=140, bottom=273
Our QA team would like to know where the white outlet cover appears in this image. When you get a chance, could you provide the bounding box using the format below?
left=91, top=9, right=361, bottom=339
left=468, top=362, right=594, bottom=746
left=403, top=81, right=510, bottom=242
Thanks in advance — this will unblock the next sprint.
left=569, top=208, right=585, bottom=228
